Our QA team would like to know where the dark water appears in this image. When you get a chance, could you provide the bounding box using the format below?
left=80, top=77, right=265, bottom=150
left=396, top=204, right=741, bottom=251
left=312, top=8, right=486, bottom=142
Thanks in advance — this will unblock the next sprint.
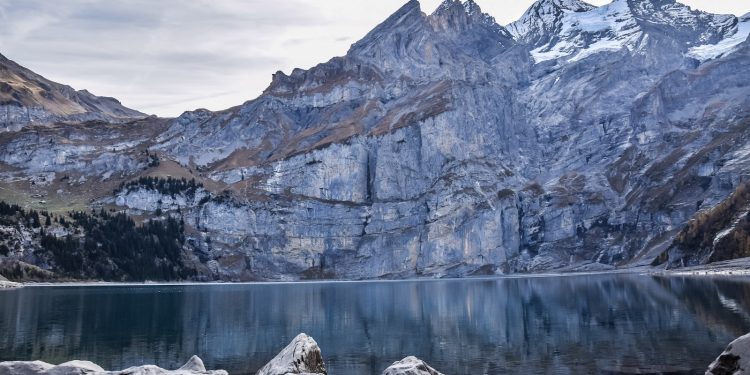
left=1, top=275, right=750, bottom=375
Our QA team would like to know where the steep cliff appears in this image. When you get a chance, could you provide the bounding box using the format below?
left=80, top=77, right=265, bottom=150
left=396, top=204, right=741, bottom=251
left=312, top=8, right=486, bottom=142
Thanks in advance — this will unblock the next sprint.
left=0, top=0, right=749, bottom=281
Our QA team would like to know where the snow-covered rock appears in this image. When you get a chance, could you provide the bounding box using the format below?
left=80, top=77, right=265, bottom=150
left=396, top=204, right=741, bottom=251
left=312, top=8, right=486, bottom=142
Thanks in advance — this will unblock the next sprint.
left=688, top=13, right=750, bottom=61
left=0, top=356, right=226, bottom=375
left=707, top=332, right=750, bottom=375
left=381, top=356, right=444, bottom=375
left=509, top=0, right=737, bottom=63
left=255, top=333, right=327, bottom=375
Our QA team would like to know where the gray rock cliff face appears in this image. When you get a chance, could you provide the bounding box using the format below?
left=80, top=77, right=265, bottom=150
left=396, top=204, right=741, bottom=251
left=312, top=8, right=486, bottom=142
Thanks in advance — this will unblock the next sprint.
left=1, top=0, right=750, bottom=280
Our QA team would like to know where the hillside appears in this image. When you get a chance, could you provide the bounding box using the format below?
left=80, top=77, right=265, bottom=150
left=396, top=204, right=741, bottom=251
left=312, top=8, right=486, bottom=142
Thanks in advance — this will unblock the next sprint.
left=0, top=53, right=145, bottom=131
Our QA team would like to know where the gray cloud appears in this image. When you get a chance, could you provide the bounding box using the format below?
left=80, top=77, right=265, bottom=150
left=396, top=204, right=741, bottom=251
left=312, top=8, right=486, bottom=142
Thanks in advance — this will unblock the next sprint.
left=0, top=0, right=747, bottom=116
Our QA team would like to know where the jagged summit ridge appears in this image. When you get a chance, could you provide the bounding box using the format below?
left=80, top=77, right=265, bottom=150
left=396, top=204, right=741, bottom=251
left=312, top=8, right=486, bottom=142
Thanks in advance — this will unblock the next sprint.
left=430, top=0, right=512, bottom=39
left=687, top=12, right=750, bottom=61
left=507, top=0, right=596, bottom=43
left=350, top=0, right=513, bottom=60
left=508, top=0, right=742, bottom=63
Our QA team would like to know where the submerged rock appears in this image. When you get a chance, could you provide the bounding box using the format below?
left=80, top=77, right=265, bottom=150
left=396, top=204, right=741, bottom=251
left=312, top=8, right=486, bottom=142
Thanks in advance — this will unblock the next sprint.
left=256, top=333, right=327, bottom=375
left=382, top=356, right=444, bottom=375
left=0, top=356, right=226, bottom=375
left=707, top=332, right=750, bottom=375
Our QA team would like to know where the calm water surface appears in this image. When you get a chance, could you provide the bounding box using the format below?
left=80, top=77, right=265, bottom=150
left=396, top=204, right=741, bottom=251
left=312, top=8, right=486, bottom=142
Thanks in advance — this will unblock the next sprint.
left=1, top=274, right=749, bottom=374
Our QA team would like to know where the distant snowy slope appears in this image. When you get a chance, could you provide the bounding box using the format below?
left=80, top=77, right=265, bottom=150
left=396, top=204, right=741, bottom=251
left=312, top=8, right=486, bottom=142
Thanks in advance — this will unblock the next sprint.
left=509, top=0, right=739, bottom=63
left=688, top=14, right=750, bottom=61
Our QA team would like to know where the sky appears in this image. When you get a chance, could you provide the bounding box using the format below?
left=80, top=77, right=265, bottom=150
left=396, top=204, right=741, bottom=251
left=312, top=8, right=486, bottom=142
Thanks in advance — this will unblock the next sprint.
left=0, top=0, right=748, bottom=117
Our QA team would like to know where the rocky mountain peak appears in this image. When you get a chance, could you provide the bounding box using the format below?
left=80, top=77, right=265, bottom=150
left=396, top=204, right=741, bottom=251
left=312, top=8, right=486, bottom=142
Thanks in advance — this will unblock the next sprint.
left=349, top=0, right=426, bottom=51
left=531, top=0, right=596, bottom=14
left=508, top=0, right=744, bottom=64
left=507, top=0, right=596, bottom=42
left=430, top=0, right=505, bottom=34
left=346, top=0, right=430, bottom=60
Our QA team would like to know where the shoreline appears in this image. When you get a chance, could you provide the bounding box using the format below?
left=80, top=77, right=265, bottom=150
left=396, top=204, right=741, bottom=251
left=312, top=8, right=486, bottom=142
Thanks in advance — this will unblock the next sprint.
left=1, top=331, right=746, bottom=375
left=0, top=280, right=21, bottom=289
left=4, top=258, right=750, bottom=289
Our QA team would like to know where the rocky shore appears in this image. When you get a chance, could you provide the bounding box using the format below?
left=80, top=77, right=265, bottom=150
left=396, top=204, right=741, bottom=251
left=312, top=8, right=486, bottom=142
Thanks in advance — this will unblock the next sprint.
left=0, top=355, right=225, bottom=375
left=0, top=275, right=21, bottom=289
left=1, top=332, right=748, bottom=374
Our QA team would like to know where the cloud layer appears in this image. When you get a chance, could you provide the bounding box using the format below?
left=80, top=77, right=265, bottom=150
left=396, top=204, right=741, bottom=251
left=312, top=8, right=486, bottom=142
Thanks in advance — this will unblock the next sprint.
left=0, top=0, right=746, bottom=116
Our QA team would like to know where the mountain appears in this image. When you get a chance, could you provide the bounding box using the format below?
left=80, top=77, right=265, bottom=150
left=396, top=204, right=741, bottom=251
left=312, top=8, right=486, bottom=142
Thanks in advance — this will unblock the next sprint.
left=508, top=0, right=745, bottom=63
left=0, top=53, right=145, bottom=131
left=0, top=0, right=750, bottom=281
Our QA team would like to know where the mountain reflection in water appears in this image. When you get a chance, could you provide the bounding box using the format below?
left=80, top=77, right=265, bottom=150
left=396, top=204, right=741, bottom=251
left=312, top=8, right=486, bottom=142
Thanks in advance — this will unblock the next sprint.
left=1, top=275, right=749, bottom=375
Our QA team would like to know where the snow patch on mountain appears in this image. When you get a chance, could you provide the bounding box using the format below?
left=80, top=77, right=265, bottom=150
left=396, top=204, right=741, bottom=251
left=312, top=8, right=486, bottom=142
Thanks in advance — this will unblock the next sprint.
left=507, top=0, right=596, bottom=42
left=687, top=14, right=750, bottom=61
left=529, top=0, right=641, bottom=63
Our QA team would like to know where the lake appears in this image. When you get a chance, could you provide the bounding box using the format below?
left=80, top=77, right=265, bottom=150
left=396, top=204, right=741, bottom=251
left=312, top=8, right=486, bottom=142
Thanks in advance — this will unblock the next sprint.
left=1, top=274, right=749, bottom=374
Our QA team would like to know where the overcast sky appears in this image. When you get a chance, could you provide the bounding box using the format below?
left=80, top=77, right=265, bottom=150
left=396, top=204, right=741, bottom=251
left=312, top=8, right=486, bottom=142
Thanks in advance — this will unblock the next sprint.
left=0, top=0, right=747, bottom=117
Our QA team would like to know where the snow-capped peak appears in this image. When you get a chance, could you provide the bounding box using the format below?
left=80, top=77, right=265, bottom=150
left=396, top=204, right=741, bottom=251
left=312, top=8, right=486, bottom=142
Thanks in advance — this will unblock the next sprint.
left=507, top=0, right=597, bottom=42
left=510, top=0, right=744, bottom=64
left=687, top=13, right=750, bottom=61
left=514, top=0, right=640, bottom=63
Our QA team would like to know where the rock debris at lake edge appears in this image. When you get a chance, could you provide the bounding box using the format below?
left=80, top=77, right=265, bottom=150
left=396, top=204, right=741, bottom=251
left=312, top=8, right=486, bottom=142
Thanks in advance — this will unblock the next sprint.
left=0, top=274, right=20, bottom=288
left=2, top=332, right=750, bottom=374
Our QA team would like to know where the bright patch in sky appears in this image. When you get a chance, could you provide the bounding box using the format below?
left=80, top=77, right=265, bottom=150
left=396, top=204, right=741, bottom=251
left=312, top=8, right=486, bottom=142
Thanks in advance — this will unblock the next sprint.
left=0, top=0, right=747, bottom=116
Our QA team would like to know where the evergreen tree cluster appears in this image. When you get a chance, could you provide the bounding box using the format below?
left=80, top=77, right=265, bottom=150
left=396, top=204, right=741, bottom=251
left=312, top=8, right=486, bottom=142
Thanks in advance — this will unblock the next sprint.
left=0, top=201, right=48, bottom=228
left=40, top=209, right=194, bottom=281
left=117, top=176, right=203, bottom=198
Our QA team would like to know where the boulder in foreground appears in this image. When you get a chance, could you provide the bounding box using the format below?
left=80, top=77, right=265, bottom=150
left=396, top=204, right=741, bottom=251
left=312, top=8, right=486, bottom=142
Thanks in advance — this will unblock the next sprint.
left=255, top=333, right=326, bottom=375
left=707, top=332, right=750, bottom=375
left=0, top=356, right=226, bottom=375
left=382, top=356, right=444, bottom=375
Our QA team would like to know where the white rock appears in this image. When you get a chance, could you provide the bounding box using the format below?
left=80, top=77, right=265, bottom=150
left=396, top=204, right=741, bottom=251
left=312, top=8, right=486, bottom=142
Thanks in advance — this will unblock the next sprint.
left=256, top=333, right=327, bottom=375
left=707, top=332, right=750, bottom=375
left=382, top=356, right=444, bottom=375
left=0, top=361, right=54, bottom=375
left=0, top=356, right=226, bottom=375
left=178, top=356, right=206, bottom=372
left=50, top=361, right=105, bottom=374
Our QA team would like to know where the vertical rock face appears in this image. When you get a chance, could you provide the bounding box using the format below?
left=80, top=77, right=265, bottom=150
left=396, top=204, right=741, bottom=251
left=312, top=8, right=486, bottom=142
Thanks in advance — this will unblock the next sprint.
left=2, top=0, right=750, bottom=281
left=707, top=333, right=750, bottom=375
left=382, top=357, right=445, bottom=375
left=255, top=333, right=327, bottom=375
